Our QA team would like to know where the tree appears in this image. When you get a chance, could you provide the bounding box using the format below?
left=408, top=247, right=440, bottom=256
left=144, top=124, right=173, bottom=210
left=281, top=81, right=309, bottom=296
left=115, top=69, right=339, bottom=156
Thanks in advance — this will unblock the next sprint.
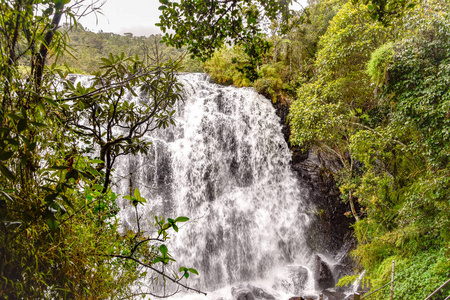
left=0, top=0, right=201, bottom=298
left=157, top=0, right=293, bottom=80
left=352, top=0, right=416, bottom=24
left=288, top=1, right=392, bottom=221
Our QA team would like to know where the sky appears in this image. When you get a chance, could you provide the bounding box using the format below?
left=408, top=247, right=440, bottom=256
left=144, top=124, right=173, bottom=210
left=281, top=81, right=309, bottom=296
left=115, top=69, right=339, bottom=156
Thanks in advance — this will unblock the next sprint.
left=78, top=0, right=308, bottom=37
left=78, top=0, right=163, bottom=36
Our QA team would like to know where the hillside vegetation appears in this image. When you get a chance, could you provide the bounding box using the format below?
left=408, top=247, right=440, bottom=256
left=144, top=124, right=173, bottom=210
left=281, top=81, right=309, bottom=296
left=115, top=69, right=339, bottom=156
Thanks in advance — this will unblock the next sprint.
left=51, top=24, right=202, bottom=74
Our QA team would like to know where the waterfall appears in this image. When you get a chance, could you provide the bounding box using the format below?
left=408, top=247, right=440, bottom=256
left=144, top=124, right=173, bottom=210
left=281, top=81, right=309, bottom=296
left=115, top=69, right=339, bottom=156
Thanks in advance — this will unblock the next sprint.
left=105, top=73, right=338, bottom=298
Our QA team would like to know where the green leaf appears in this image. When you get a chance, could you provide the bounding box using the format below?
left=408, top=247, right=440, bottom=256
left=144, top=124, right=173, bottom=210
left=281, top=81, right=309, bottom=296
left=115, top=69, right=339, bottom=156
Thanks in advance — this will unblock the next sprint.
left=66, top=169, right=79, bottom=181
left=50, top=165, right=70, bottom=170
left=44, top=97, right=58, bottom=107
left=20, top=136, right=30, bottom=147
left=160, top=244, right=168, bottom=256
left=46, top=216, right=59, bottom=231
left=100, top=57, right=111, bottom=65
left=45, top=208, right=59, bottom=231
left=6, top=138, right=19, bottom=146
left=0, top=163, right=15, bottom=181
left=188, top=268, right=199, bottom=275
left=27, top=142, right=36, bottom=151
left=7, top=113, right=21, bottom=121
left=44, top=7, right=53, bottom=15
left=55, top=1, right=64, bottom=10
left=175, top=216, right=189, bottom=222
left=61, top=195, right=74, bottom=209
left=134, top=188, right=141, bottom=199
left=158, top=5, right=167, bottom=10
left=44, top=193, right=58, bottom=203
left=79, top=171, right=94, bottom=180
left=0, top=151, right=14, bottom=161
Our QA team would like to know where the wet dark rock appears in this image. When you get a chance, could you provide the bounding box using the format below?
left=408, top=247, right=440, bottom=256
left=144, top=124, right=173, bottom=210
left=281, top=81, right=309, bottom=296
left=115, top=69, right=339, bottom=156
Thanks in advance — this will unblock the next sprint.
left=66, top=74, right=78, bottom=83
left=331, top=264, right=346, bottom=282
left=271, top=101, right=291, bottom=146
left=291, top=149, right=354, bottom=256
left=345, top=294, right=360, bottom=300
left=322, top=289, right=347, bottom=300
left=313, top=255, right=335, bottom=290
left=289, top=265, right=309, bottom=293
left=247, top=284, right=276, bottom=300
left=231, top=284, right=276, bottom=300
left=231, top=286, right=255, bottom=300
left=273, top=265, right=309, bottom=294
left=300, top=295, right=318, bottom=300
left=272, top=102, right=355, bottom=259
left=289, top=296, right=320, bottom=300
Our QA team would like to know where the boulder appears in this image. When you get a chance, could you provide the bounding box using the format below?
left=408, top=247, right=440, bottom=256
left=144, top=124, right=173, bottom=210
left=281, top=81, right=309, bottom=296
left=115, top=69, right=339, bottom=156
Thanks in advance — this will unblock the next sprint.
left=291, top=266, right=309, bottom=291
left=301, top=295, right=318, bottom=300
left=274, top=265, right=310, bottom=294
left=313, top=255, right=335, bottom=290
left=247, top=284, right=276, bottom=300
left=231, top=284, right=276, bottom=300
left=288, top=265, right=309, bottom=293
left=231, top=286, right=255, bottom=300
left=322, top=289, right=347, bottom=300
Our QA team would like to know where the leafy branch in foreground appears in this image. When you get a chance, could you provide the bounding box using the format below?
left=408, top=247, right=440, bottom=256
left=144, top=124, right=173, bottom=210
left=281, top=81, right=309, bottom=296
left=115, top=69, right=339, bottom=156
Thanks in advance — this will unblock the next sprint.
left=0, top=0, right=203, bottom=298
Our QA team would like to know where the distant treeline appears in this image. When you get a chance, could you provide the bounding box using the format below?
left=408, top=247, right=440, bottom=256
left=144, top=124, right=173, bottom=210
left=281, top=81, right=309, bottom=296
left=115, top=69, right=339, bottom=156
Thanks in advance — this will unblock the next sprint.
left=52, top=24, right=202, bottom=74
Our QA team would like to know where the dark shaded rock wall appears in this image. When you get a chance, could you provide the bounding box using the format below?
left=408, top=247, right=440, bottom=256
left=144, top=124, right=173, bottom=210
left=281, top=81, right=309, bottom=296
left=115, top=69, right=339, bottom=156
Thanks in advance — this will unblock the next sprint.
left=273, top=102, right=355, bottom=262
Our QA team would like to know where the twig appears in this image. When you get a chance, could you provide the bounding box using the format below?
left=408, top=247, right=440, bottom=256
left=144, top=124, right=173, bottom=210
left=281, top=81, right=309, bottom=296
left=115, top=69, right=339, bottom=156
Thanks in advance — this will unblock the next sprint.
left=103, top=253, right=207, bottom=296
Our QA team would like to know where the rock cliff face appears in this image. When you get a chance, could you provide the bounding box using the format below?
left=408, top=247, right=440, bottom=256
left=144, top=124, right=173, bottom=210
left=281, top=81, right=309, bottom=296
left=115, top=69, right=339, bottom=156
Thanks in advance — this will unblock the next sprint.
left=273, top=101, right=355, bottom=272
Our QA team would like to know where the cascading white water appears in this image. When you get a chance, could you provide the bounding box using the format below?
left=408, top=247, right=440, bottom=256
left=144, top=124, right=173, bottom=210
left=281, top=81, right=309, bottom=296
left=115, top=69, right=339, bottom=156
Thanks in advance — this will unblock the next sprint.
left=111, top=73, right=324, bottom=297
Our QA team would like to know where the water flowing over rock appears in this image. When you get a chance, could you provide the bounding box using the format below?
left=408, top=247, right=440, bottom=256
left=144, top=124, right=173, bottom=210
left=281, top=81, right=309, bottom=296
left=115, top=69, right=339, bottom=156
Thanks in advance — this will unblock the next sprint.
left=103, top=73, right=353, bottom=298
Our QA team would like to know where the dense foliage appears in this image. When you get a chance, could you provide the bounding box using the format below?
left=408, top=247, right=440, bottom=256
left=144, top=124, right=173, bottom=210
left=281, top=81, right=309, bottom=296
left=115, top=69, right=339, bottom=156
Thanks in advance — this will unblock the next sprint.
left=287, top=0, right=450, bottom=298
left=0, top=0, right=200, bottom=298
